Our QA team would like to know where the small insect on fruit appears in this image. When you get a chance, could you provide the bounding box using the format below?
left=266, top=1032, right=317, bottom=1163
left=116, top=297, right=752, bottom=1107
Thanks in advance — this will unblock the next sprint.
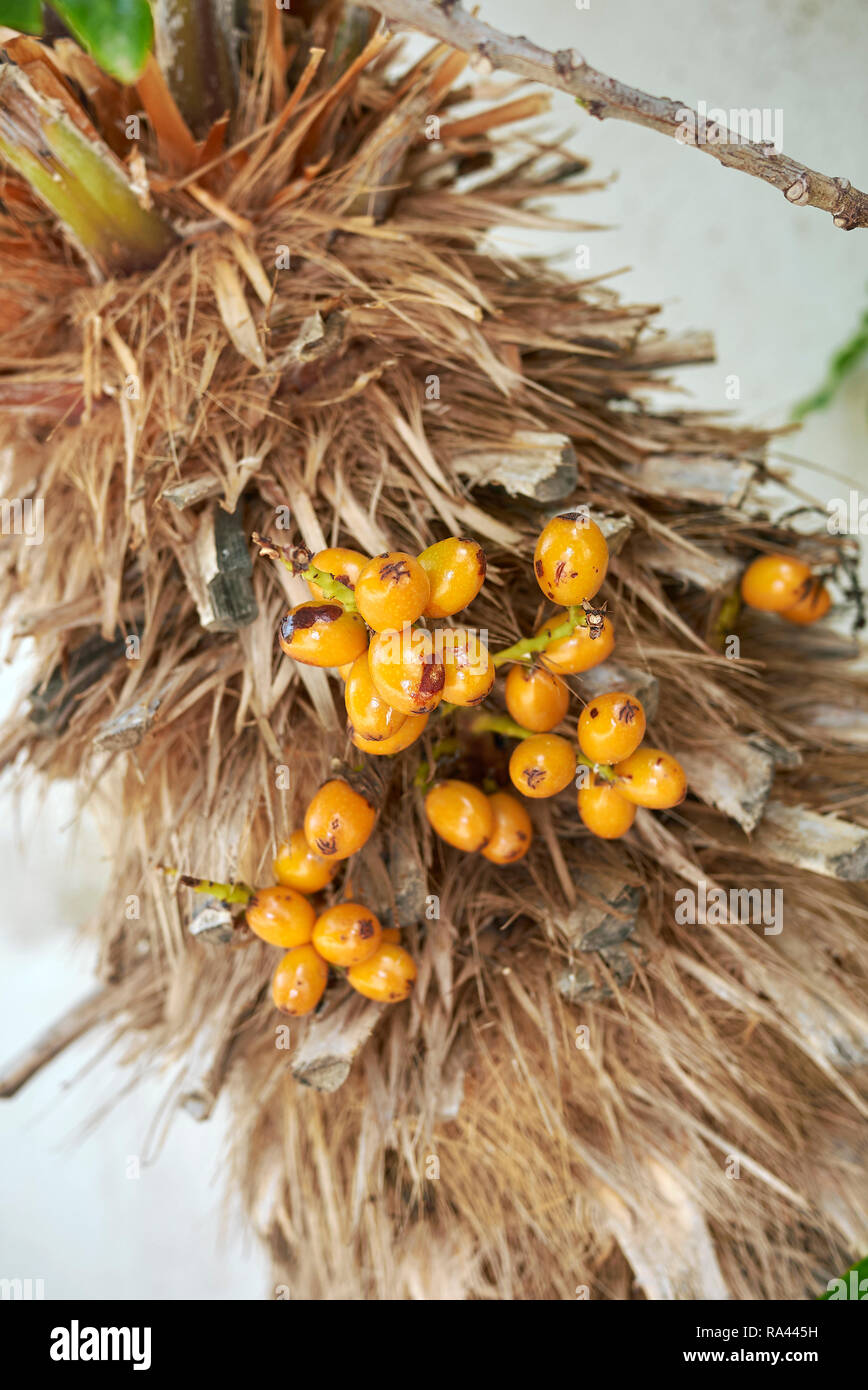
left=368, top=626, right=445, bottom=715
left=245, top=884, right=316, bottom=948
left=613, top=748, right=687, bottom=809
left=279, top=602, right=368, bottom=668
left=351, top=712, right=429, bottom=756
left=534, top=511, right=609, bottom=605
left=344, top=651, right=407, bottom=742
left=509, top=733, right=576, bottom=799
left=537, top=613, right=615, bottom=674
left=312, top=902, right=383, bottom=967
left=272, top=944, right=330, bottom=1016
left=577, top=778, right=636, bottom=839
left=440, top=628, right=495, bottom=706
left=304, top=778, right=378, bottom=860
left=424, top=778, right=494, bottom=852
left=417, top=537, right=486, bottom=619
left=347, top=943, right=417, bottom=1002
left=504, top=664, right=570, bottom=732
left=577, top=691, right=646, bottom=764
left=307, top=547, right=369, bottom=600
left=781, top=577, right=831, bottom=625
left=481, top=791, right=533, bottom=864
left=354, top=552, right=430, bottom=632
left=740, top=554, right=814, bottom=614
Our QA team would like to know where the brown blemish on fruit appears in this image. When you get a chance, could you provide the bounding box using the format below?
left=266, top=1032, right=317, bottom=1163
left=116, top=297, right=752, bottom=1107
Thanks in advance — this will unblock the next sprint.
left=315, top=834, right=337, bottom=855
left=523, top=767, right=545, bottom=788
left=285, top=603, right=342, bottom=636
left=476, top=547, right=487, bottom=579
left=554, top=560, right=568, bottom=584
left=589, top=706, right=599, bottom=719
left=419, top=664, right=445, bottom=695
left=379, top=559, right=411, bottom=584
left=534, top=559, right=544, bottom=578
left=618, top=700, right=639, bottom=724
left=516, top=830, right=528, bottom=842
left=357, top=918, right=375, bottom=939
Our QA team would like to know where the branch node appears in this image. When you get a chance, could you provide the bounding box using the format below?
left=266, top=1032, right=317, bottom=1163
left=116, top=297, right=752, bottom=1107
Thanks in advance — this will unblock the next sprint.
left=555, top=48, right=585, bottom=77
left=785, top=175, right=811, bottom=206
left=473, top=42, right=495, bottom=76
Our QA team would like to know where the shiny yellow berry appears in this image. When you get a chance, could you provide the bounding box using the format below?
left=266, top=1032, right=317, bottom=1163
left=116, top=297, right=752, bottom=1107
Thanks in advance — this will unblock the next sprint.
left=782, top=578, right=831, bottom=625
left=368, top=626, right=445, bottom=715
left=577, top=778, right=636, bottom=839
left=246, top=884, right=316, bottom=947
left=440, top=628, right=495, bottom=706
left=740, top=554, right=813, bottom=613
left=273, top=830, right=339, bottom=894
left=347, top=943, right=417, bottom=1002
left=351, top=712, right=429, bottom=756
left=418, top=537, right=486, bottom=619
left=304, top=779, right=377, bottom=860
left=537, top=613, right=615, bottom=674
left=504, top=664, right=569, bottom=732
left=577, top=691, right=646, bottom=764
left=344, top=651, right=407, bottom=742
left=307, top=547, right=369, bottom=600
left=613, top=747, right=687, bottom=809
left=312, top=902, right=382, bottom=967
left=272, top=944, right=329, bottom=1016
left=279, top=601, right=368, bottom=667
left=354, top=552, right=430, bottom=632
left=534, top=512, right=608, bottom=604
left=424, top=779, right=494, bottom=852
left=481, top=791, right=533, bottom=863
left=508, top=733, right=576, bottom=798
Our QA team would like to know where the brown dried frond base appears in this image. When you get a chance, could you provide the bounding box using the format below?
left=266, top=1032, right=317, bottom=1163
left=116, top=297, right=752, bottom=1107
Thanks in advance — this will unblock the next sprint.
left=0, top=5, right=865, bottom=1300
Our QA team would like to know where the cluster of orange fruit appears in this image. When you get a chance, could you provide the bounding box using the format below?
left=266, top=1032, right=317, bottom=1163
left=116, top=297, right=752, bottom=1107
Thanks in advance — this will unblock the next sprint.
left=278, top=536, right=490, bottom=753
left=740, top=552, right=831, bottom=625
left=268, top=512, right=687, bottom=851
left=247, top=779, right=415, bottom=1016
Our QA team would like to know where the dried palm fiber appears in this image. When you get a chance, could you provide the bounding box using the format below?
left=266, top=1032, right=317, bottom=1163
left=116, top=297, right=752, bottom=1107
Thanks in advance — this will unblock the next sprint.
left=0, top=3, right=866, bottom=1301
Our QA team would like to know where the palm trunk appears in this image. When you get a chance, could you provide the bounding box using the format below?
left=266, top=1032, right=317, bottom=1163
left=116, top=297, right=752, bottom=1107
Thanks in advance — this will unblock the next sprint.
left=0, top=62, right=175, bottom=277
left=151, top=0, right=239, bottom=138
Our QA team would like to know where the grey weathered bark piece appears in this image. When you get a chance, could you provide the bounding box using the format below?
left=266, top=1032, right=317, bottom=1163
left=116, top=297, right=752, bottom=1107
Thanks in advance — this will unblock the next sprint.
left=622, top=453, right=755, bottom=507
left=176, top=504, right=259, bottom=632
left=290, top=992, right=385, bottom=1092
left=677, top=738, right=800, bottom=835
left=639, top=536, right=741, bottom=592
left=451, top=431, right=577, bottom=502
left=753, top=801, right=868, bottom=881
left=549, top=867, right=642, bottom=952
left=591, top=1155, right=730, bottom=1300
left=161, top=476, right=224, bottom=511
left=93, top=699, right=161, bottom=751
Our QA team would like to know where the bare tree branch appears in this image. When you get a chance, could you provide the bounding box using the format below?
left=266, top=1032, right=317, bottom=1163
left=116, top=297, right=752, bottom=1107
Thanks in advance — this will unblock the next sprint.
left=376, top=0, right=868, bottom=231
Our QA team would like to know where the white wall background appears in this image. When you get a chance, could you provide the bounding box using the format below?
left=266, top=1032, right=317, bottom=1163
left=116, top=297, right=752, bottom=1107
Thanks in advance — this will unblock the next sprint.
left=2, top=0, right=867, bottom=1299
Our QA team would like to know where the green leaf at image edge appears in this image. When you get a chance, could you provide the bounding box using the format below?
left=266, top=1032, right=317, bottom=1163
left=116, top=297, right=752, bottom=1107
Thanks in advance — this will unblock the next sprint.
left=0, top=0, right=44, bottom=32
left=819, top=1252, right=868, bottom=1299
left=51, top=0, right=153, bottom=84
